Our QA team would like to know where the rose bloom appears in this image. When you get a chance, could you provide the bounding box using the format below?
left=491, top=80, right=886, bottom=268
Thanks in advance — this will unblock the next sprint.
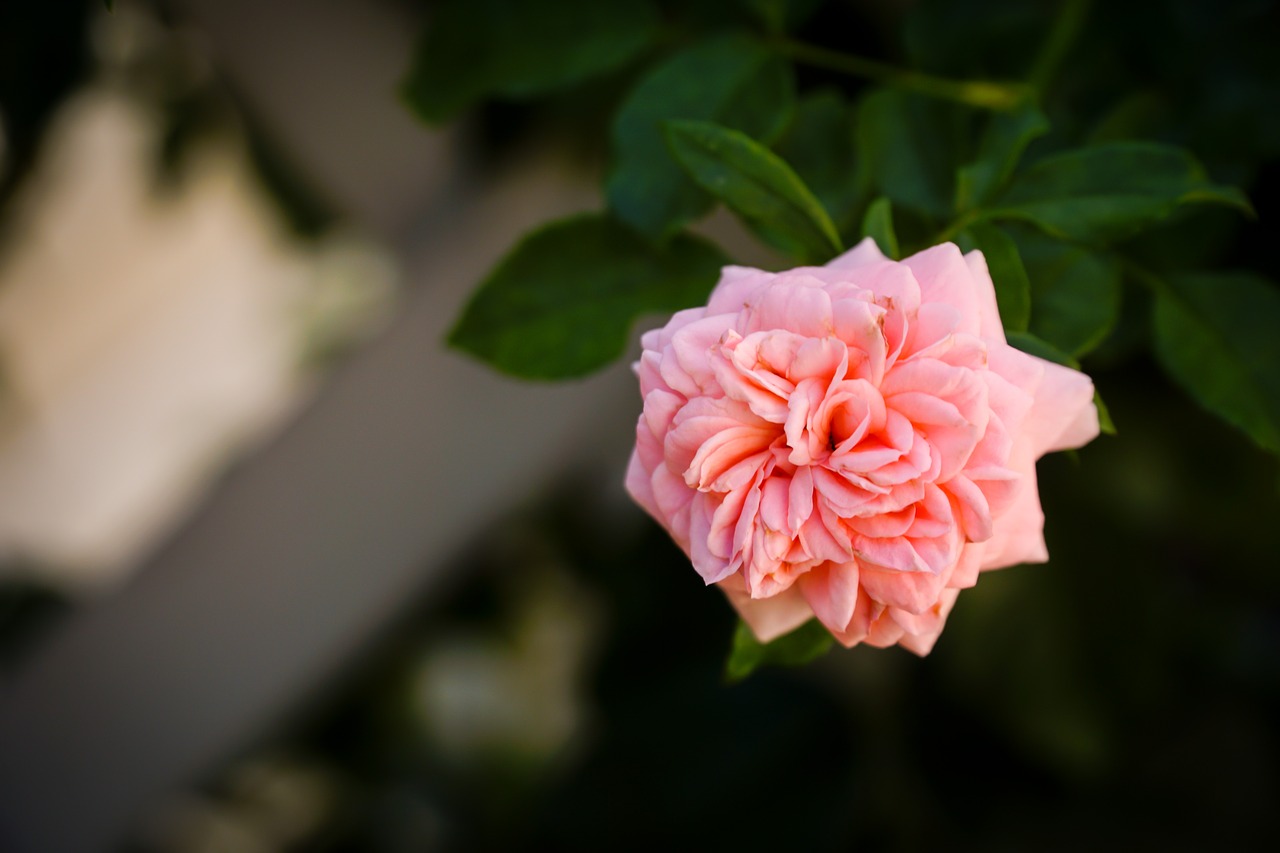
left=625, top=238, right=1099, bottom=655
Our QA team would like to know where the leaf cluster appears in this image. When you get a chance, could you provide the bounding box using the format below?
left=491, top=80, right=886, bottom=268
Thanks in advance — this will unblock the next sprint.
left=402, top=0, right=1280, bottom=678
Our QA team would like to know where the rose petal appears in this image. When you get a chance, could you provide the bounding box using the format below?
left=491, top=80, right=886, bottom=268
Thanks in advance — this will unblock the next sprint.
left=706, top=265, right=777, bottom=315
left=962, top=249, right=1007, bottom=343
left=823, top=236, right=888, bottom=271
left=902, top=242, right=985, bottom=338
left=799, top=561, right=861, bottom=633
left=720, top=574, right=814, bottom=643
left=1024, top=357, right=1100, bottom=456
left=978, top=449, right=1048, bottom=570
left=895, top=588, right=961, bottom=656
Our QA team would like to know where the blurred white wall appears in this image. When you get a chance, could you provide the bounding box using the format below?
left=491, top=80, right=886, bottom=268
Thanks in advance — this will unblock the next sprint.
left=0, top=91, right=321, bottom=587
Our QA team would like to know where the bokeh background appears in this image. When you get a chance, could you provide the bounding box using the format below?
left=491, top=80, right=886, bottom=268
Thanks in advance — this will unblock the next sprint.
left=0, top=1, right=1277, bottom=851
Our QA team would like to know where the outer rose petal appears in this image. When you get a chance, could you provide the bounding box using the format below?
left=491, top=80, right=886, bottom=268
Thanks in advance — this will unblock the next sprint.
left=824, top=236, right=888, bottom=271
left=895, top=588, right=961, bottom=656
left=961, top=249, right=1008, bottom=344
left=705, top=265, right=778, bottom=315
left=624, top=447, right=658, bottom=519
left=977, top=447, right=1048, bottom=570
left=1024, top=358, right=1100, bottom=455
left=719, top=574, right=814, bottom=642
left=798, top=561, right=861, bottom=634
left=902, top=243, right=987, bottom=338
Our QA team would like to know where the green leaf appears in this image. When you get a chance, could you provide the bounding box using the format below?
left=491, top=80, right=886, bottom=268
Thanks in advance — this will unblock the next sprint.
left=955, top=100, right=1048, bottom=211
left=1087, top=91, right=1171, bottom=145
left=401, top=0, right=659, bottom=124
left=1094, top=391, right=1116, bottom=436
left=1012, top=227, right=1121, bottom=358
left=664, top=120, right=841, bottom=263
left=985, top=142, right=1253, bottom=244
left=772, top=90, right=861, bottom=238
left=725, top=619, right=834, bottom=682
left=742, top=0, right=824, bottom=33
left=856, top=89, right=974, bottom=221
left=1153, top=272, right=1280, bottom=456
left=957, top=222, right=1031, bottom=333
left=903, top=0, right=1049, bottom=80
left=861, top=196, right=899, bottom=260
left=607, top=34, right=795, bottom=240
left=1006, top=330, right=1079, bottom=367
left=448, top=214, right=728, bottom=379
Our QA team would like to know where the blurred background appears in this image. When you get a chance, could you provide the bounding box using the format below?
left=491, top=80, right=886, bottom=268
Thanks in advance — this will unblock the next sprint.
left=0, top=1, right=1277, bottom=851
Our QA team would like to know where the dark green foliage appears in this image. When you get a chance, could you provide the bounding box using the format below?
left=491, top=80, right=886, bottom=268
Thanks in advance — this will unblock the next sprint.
left=856, top=89, right=973, bottom=220
left=1006, top=329, right=1079, bottom=368
left=904, top=0, right=1053, bottom=80
left=985, top=142, right=1252, bottom=244
left=448, top=214, right=728, bottom=379
left=665, top=120, right=841, bottom=263
left=1153, top=272, right=1280, bottom=455
left=1094, top=390, right=1116, bottom=435
left=400, top=0, right=1275, bottom=473
left=957, top=221, right=1031, bottom=333
left=725, top=618, right=834, bottom=681
left=1012, top=225, right=1122, bottom=358
left=412, top=0, right=1274, bottom=469
left=771, top=90, right=862, bottom=239
left=860, top=196, right=898, bottom=259
left=606, top=34, right=796, bottom=240
left=956, top=100, right=1049, bottom=211
left=401, top=0, right=659, bottom=124
left=742, top=0, right=825, bottom=34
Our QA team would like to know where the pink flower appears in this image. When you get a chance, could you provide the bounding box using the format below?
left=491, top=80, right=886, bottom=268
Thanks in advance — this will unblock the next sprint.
left=625, top=239, right=1099, bottom=655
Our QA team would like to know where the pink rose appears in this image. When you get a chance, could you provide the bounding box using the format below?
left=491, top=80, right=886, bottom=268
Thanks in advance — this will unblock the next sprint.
left=625, top=238, right=1099, bottom=655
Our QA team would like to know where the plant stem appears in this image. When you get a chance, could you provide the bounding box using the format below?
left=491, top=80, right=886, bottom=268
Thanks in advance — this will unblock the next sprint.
left=774, top=38, right=1031, bottom=110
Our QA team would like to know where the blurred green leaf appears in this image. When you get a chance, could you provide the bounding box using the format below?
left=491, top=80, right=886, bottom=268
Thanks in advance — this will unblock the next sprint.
left=1087, top=91, right=1171, bottom=145
left=1013, top=227, right=1121, bottom=358
left=1006, top=330, right=1078, bottom=367
left=957, top=222, right=1031, bottom=333
left=1153, top=272, right=1280, bottom=456
left=904, top=0, right=1050, bottom=79
left=856, top=89, right=973, bottom=220
left=1094, top=391, right=1116, bottom=435
left=607, top=35, right=795, bottom=240
left=448, top=214, right=728, bottom=379
left=742, top=0, right=824, bottom=33
left=985, top=142, right=1253, bottom=244
left=401, top=0, right=659, bottom=124
left=861, top=196, right=899, bottom=259
left=955, top=100, right=1048, bottom=211
left=725, top=619, right=834, bottom=682
left=772, top=90, right=861, bottom=238
left=665, top=120, right=841, bottom=263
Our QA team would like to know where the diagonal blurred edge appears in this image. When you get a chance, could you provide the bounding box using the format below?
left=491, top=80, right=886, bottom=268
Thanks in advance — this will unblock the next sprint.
left=0, top=1, right=642, bottom=850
